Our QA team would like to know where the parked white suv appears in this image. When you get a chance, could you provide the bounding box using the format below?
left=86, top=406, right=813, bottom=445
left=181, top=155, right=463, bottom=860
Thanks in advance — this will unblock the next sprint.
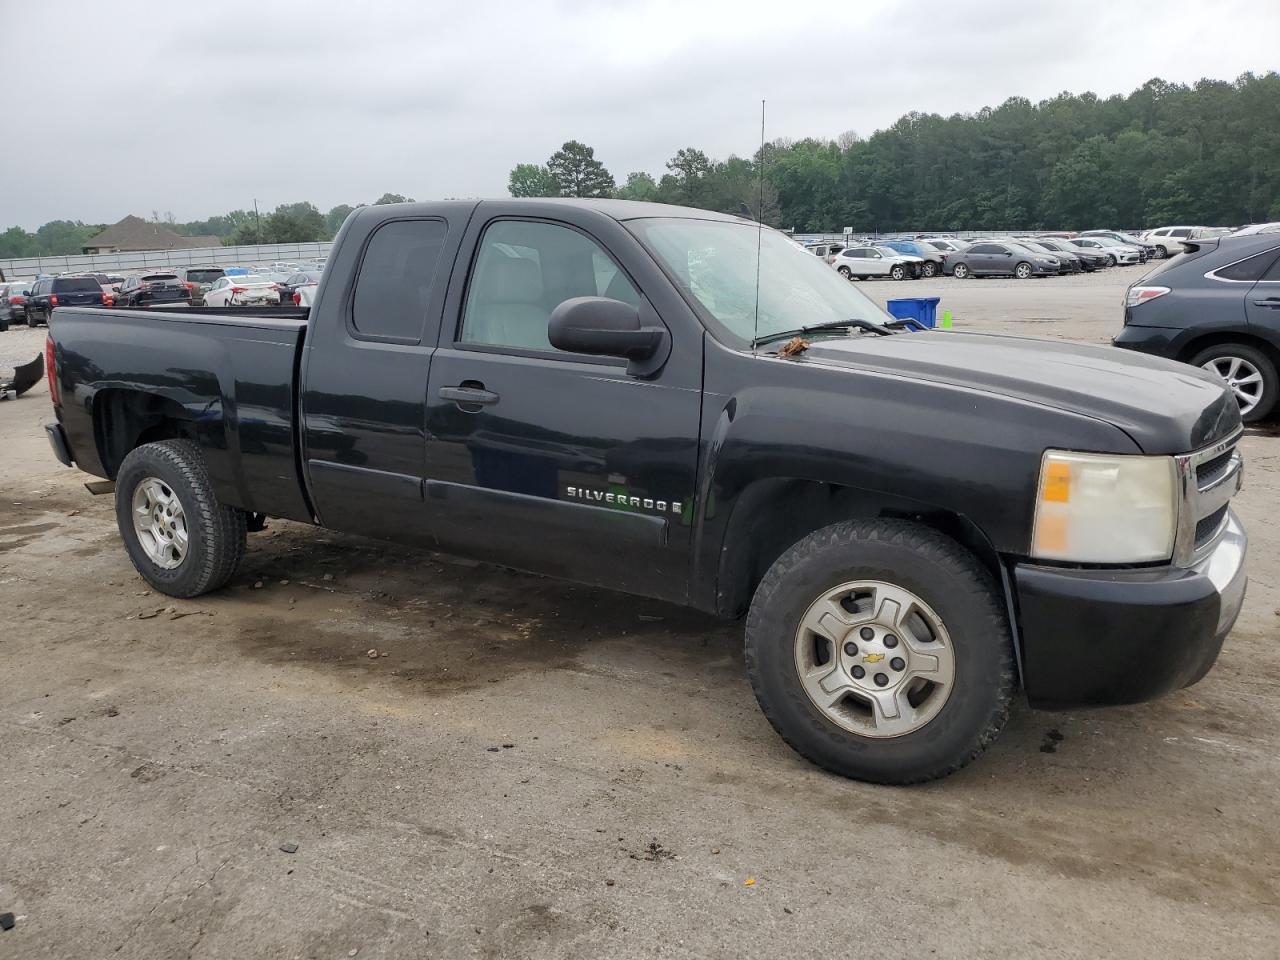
left=1142, top=226, right=1200, bottom=258
left=832, top=245, right=924, bottom=281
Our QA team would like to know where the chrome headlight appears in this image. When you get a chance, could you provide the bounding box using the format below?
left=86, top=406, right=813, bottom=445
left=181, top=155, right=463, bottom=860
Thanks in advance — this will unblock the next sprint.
left=1031, top=451, right=1177, bottom=563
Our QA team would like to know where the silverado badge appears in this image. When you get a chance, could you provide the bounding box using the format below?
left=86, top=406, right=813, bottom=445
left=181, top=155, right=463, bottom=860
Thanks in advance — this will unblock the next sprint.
left=862, top=652, right=885, bottom=664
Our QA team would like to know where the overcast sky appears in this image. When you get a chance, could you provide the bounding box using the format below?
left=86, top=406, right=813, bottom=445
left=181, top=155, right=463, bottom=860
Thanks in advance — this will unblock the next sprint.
left=4, top=0, right=1277, bottom=229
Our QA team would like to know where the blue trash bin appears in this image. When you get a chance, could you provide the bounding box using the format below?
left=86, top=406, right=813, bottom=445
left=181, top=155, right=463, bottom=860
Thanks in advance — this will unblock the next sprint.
left=885, top=297, right=941, bottom=329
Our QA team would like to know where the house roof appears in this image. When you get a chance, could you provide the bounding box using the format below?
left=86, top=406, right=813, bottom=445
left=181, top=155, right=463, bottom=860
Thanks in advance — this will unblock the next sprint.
left=83, top=215, right=221, bottom=252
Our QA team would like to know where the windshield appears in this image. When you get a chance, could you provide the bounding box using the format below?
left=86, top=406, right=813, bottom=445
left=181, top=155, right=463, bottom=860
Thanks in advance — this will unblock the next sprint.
left=629, top=218, right=891, bottom=346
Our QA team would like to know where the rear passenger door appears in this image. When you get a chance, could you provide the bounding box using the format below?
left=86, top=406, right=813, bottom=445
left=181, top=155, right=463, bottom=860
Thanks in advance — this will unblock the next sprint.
left=965, top=244, right=998, bottom=274
left=1242, top=244, right=1280, bottom=332
left=422, top=206, right=703, bottom=603
left=300, top=213, right=463, bottom=545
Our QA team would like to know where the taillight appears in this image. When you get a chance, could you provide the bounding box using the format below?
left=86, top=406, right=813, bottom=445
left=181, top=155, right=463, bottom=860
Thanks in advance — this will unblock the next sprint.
left=292, top=292, right=301, bottom=305
left=230, top=286, right=247, bottom=293
left=1125, top=285, right=1171, bottom=308
left=101, top=292, right=112, bottom=306
left=183, top=282, right=193, bottom=290
left=46, top=336, right=59, bottom=405
left=50, top=294, right=59, bottom=306
left=10, top=296, right=24, bottom=304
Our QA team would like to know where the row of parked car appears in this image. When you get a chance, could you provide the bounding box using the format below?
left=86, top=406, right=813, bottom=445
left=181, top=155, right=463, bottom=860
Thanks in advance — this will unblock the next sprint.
left=809, top=231, right=1155, bottom=281
left=0, top=262, right=325, bottom=329
left=808, top=222, right=1280, bottom=283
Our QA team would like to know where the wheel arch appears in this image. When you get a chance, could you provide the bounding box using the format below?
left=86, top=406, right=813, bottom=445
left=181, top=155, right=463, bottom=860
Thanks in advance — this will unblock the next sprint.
left=93, top=388, right=198, bottom=479
left=1175, top=330, right=1280, bottom=372
left=711, top=476, right=1007, bottom=622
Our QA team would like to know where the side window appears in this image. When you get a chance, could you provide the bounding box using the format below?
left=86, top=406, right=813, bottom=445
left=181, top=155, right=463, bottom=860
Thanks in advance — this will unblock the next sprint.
left=461, top=220, right=640, bottom=353
left=1215, top=249, right=1280, bottom=282
left=1170, top=228, right=1191, bottom=238
left=351, top=218, right=448, bottom=342
left=1261, top=250, right=1280, bottom=281
left=969, top=244, right=993, bottom=255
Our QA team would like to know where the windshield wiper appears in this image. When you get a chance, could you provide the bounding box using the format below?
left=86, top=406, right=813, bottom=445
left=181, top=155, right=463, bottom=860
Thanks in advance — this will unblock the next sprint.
left=751, top=318, right=893, bottom=349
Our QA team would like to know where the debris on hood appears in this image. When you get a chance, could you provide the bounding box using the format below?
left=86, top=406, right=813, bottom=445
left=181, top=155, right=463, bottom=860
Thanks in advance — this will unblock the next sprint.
left=777, top=337, right=809, bottom=359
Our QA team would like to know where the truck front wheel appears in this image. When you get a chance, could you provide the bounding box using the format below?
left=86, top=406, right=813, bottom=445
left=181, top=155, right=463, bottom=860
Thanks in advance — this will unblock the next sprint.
left=744, top=519, right=1014, bottom=784
left=115, top=440, right=247, bottom=598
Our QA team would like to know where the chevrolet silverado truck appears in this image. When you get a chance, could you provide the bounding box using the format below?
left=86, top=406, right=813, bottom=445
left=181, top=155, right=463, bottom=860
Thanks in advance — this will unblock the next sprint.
left=43, top=200, right=1248, bottom=784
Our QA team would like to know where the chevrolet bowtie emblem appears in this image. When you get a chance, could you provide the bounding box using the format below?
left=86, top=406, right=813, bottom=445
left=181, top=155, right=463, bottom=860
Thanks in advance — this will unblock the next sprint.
left=862, top=652, right=885, bottom=664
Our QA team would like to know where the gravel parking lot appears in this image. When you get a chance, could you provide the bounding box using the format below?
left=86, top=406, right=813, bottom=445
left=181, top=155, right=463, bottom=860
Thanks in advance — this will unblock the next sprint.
left=2, top=268, right=1278, bottom=959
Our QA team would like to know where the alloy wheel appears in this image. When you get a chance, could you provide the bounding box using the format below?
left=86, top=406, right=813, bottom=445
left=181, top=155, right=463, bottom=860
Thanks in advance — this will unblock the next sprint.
left=1202, top=355, right=1265, bottom=417
left=131, top=477, right=189, bottom=569
left=793, top=580, right=955, bottom=738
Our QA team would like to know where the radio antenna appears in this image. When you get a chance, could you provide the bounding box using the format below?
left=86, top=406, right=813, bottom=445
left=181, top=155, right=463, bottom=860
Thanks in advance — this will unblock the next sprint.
left=752, top=99, right=766, bottom=355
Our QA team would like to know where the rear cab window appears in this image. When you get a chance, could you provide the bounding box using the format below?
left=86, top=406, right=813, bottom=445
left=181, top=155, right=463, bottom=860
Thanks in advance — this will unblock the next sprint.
left=350, top=218, right=449, bottom=343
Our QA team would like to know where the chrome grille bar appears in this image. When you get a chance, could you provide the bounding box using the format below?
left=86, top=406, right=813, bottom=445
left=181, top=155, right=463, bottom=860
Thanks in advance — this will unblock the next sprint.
left=1172, top=429, right=1244, bottom=567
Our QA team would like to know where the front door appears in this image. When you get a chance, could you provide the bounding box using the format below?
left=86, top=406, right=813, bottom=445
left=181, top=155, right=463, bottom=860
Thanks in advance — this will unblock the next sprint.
left=424, top=213, right=702, bottom=603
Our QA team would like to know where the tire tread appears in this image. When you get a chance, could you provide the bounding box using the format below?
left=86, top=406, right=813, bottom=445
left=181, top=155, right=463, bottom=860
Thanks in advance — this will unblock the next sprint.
left=744, top=519, right=1015, bottom=785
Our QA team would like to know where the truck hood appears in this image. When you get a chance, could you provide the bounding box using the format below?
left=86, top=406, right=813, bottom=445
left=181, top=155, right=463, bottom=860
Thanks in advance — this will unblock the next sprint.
left=798, top=331, right=1240, bottom=454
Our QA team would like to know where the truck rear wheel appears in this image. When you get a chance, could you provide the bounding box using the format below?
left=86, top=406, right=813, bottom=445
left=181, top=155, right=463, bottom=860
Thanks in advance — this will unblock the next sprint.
left=744, top=519, right=1015, bottom=784
left=115, top=440, right=247, bottom=598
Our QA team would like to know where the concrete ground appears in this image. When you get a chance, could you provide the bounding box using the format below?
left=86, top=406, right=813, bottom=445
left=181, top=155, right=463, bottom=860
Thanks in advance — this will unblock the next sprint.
left=1, top=268, right=1278, bottom=959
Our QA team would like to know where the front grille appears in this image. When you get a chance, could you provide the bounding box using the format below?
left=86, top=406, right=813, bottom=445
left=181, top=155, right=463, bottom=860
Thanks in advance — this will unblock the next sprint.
left=1194, top=504, right=1228, bottom=549
left=1197, top=450, right=1233, bottom=488
left=1174, top=432, right=1243, bottom=565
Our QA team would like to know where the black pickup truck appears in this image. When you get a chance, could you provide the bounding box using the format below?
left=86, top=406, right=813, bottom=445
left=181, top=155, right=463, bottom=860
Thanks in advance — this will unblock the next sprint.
left=44, top=199, right=1247, bottom=784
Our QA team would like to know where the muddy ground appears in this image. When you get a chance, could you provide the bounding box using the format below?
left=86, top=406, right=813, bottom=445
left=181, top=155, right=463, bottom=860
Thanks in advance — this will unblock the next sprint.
left=1, top=270, right=1278, bottom=958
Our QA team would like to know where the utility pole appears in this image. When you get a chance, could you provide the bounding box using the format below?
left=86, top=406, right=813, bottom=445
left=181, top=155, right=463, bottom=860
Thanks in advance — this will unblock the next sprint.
left=253, top=198, right=261, bottom=243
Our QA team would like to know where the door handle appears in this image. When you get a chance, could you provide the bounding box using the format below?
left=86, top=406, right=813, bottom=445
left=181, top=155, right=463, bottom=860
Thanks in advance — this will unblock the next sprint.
left=1251, top=298, right=1280, bottom=308
left=438, top=384, right=500, bottom=406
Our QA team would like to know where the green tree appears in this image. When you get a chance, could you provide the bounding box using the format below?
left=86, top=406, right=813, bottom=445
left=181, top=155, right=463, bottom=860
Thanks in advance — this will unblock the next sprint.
left=325, top=204, right=356, bottom=237
left=546, top=141, right=615, bottom=198
left=615, top=171, right=658, bottom=202
left=28, top=220, right=100, bottom=255
left=0, top=226, right=40, bottom=258
left=508, top=163, right=560, bottom=198
left=663, top=148, right=713, bottom=205
left=264, top=202, right=327, bottom=243
left=373, top=193, right=414, bottom=205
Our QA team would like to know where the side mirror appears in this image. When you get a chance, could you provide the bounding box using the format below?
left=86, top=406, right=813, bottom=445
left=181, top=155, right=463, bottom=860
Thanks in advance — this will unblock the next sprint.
left=548, top=296, right=670, bottom=378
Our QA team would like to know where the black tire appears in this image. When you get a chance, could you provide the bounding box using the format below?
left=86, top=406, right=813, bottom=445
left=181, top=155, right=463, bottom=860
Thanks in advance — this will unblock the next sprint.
left=744, top=519, right=1015, bottom=785
left=115, top=439, right=247, bottom=598
left=890, top=264, right=906, bottom=281
left=1153, top=246, right=1167, bottom=260
left=952, top=263, right=970, bottom=279
left=1014, top=261, right=1033, bottom=279
left=1188, top=342, right=1279, bottom=423
left=838, top=266, right=853, bottom=280
left=920, top=261, right=938, bottom=279
left=1106, top=254, right=1117, bottom=267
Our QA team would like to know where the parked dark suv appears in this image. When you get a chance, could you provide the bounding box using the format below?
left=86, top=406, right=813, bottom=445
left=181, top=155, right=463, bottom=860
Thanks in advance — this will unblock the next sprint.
left=115, top=272, right=193, bottom=308
left=1114, top=233, right=1280, bottom=422
left=23, top=276, right=111, bottom=325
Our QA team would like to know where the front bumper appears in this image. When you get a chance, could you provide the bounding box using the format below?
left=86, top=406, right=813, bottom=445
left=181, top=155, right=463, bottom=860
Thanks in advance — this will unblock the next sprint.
left=1015, top=510, right=1247, bottom=707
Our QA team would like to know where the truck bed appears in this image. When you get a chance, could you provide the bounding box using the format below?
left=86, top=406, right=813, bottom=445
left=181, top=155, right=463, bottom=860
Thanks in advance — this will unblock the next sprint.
left=49, top=306, right=314, bottom=523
